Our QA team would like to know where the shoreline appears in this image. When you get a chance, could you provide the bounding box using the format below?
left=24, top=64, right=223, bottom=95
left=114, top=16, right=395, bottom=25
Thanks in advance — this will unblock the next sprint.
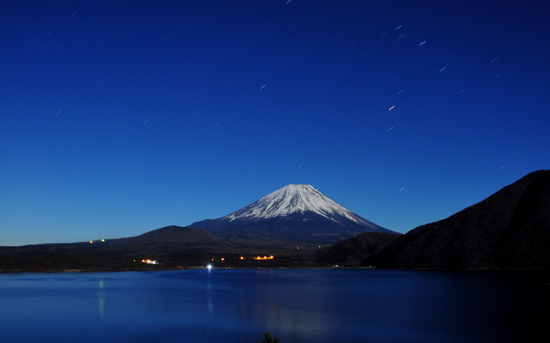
left=2, top=265, right=549, bottom=274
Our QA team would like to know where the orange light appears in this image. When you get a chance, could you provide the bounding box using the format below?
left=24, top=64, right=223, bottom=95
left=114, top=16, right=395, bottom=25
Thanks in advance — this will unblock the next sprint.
left=253, top=255, right=274, bottom=260
left=89, top=241, right=93, bottom=244
left=240, top=256, right=245, bottom=260
left=221, top=257, right=225, bottom=261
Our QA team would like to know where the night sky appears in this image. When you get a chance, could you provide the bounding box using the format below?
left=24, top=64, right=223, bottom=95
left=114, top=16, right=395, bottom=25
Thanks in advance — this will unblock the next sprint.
left=1, top=1, right=549, bottom=245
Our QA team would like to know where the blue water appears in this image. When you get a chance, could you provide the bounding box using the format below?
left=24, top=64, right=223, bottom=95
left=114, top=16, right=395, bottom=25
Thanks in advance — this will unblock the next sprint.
left=0, top=269, right=548, bottom=343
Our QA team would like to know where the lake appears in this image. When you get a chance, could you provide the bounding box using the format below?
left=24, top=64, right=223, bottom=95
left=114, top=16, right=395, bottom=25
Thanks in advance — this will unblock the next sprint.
left=1, top=269, right=548, bottom=343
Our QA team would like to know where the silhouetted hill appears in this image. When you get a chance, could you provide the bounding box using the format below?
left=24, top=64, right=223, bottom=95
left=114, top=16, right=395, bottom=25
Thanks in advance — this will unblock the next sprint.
left=364, top=170, right=550, bottom=269
left=110, top=225, right=234, bottom=248
left=311, top=232, right=401, bottom=266
left=0, top=226, right=234, bottom=272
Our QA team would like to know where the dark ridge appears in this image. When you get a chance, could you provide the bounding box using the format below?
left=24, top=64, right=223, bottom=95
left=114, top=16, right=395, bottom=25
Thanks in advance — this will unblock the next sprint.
left=310, top=232, right=401, bottom=266
left=110, top=225, right=233, bottom=247
left=364, top=170, right=550, bottom=269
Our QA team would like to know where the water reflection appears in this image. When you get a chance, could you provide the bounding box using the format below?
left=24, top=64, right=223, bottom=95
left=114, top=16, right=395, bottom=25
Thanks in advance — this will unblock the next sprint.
left=0, top=270, right=546, bottom=343
left=98, top=279, right=105, bottom=321
left=206, top=272, right=213, bottom=316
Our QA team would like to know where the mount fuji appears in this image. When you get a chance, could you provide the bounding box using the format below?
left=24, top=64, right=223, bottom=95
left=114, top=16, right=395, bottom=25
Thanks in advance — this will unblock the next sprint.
left=190, top=184, right=395, bottom=245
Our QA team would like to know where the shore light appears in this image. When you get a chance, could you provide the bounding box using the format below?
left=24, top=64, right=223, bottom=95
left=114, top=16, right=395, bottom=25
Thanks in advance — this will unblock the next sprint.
left=253, top=255, right=274, bottom=260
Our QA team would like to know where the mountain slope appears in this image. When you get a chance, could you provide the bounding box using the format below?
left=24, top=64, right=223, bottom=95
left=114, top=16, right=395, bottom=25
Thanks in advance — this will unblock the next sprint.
left=224, top=184, right=377, bottom=226
left=364, top=170, right=550, bottom=269
left=191, top=184, right=394, bottom=245
left=311, top=232, right=401, bottom=266
left=0, top=226, right=233, bottom=272
left=110, top=225, right=233, bottom=247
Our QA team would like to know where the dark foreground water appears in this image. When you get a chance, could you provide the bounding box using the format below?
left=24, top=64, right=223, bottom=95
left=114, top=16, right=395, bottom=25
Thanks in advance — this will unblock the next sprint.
left=1, top=269, right=548, bottom=343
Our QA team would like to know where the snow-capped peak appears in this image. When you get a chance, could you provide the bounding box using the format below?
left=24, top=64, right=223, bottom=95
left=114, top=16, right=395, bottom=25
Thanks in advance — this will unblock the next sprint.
left=224, top=184, right=374, bottom=227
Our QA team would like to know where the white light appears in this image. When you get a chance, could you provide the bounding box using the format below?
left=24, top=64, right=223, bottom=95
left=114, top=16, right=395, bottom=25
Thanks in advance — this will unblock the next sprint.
left=207, top=264, right=212, bottom=271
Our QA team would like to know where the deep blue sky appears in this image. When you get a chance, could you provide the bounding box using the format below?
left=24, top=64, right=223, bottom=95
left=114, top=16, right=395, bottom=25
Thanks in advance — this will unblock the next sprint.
left=1, top=1, right=549, bottom=245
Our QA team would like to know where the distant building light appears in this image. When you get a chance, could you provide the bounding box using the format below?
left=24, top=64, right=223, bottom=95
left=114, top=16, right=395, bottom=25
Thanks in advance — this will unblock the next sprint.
left=240, top=256, right=245, bottom=260
left=253, top=255, right=274, bottom=260
left=101, top=239, right=105, bottom=242
left=89, top=241, right=93, bottom=244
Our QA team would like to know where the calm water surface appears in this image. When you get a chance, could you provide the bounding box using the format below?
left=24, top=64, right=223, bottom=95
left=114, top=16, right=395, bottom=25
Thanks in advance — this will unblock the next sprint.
left=1, top=269, right=548, bottom=343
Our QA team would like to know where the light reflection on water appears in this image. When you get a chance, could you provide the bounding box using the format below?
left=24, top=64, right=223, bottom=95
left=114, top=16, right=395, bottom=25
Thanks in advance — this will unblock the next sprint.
left=0, top=269, right=548, bottom=343
left=98, top=279, right=105, bottom=321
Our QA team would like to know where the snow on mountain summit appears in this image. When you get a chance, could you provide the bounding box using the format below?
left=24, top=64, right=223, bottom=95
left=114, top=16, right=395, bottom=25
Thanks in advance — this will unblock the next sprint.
left=190, top=184, right=394, bottom=243
left=225, top=184, right=373, bottom=227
